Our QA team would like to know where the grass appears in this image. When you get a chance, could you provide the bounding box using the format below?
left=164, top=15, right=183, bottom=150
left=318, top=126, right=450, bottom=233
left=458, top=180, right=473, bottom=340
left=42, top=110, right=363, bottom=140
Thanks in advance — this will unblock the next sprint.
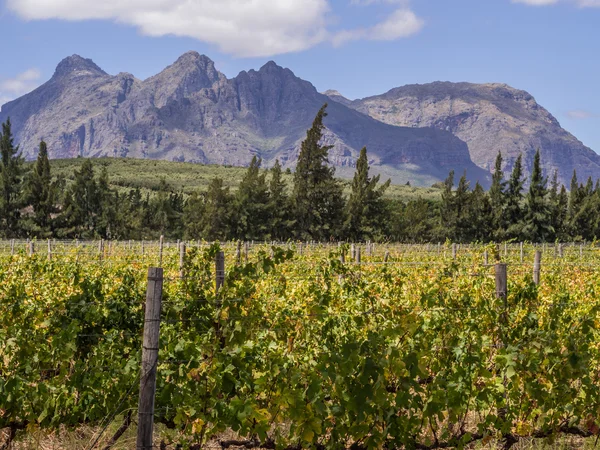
left=41, top=157, right=443, bottom=202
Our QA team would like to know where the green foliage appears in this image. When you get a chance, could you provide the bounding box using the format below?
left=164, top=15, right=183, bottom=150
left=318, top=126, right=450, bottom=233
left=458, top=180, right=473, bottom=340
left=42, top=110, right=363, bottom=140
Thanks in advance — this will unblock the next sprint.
left=0, top=118, right=25, bottom=237
left=292, top=104, right=345, bottom=240
left=344, top=147, right=391, bottom=241
left=523, top=149, right=553, bottom=242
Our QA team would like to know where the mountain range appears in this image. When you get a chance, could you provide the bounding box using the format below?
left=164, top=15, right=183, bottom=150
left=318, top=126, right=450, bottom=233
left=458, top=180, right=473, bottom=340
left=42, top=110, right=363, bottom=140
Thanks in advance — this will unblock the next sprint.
left=1, top=51, right=598, bottom=187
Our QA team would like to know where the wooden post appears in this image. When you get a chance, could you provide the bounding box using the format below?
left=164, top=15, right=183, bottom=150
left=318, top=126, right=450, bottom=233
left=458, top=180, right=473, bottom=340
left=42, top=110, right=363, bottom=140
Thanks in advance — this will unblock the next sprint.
left=452, top=243, right=457, bottom=260
left=484, top=250, right=488, bottom=266
left=559, top=243, right=563, bottom=258
left=504, top=242, right=508, bottom=257
left=179, top=242, right=186, bottom=280
left=236, top=241, right=241, bottom=265
left=216, top=251, right=225, bottom=293
left=350, top=244, right=356, bottom=261
left=158, top=235, right=164, bottom=266
left=495, top=263, right=508, bottom=301
left=367, top=241, right=372, bottom=257
left=244, top=241, right=249, bottom=263
left=136, top=267, right=163, bottom=450
left=10, top=239, right=14, bottom=255
left=99, top=239, right=104, bottom=262
left=28, top=240, right=34, bottom=256
left=340, top=248, right=345, bottom=264
left=520, top=242, right=524, bottom=264
left=141, top=239, right=145, bottom=256
left=47, top=239, right=52, bottom=260
left=355, top=246, right=361, bottom=264
left=580, top=243, right=583, bottom=259
left=384, top=251, right=390, bottom=263
left=128, top=239, right=132, bottom=251
left=533, top=250, right=542, bottom=285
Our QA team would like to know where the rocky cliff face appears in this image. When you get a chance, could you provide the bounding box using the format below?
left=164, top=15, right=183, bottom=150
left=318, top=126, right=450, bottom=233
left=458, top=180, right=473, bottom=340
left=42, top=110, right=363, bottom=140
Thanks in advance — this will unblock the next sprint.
left=0, top=53, right=490, bottom=186
left=330, top=82, right=600, bottom=186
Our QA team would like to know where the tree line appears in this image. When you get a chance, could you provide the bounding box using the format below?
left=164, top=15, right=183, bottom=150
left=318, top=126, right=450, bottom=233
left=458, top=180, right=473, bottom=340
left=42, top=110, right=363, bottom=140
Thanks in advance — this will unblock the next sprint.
left=1, top=105, right=599, bottom=243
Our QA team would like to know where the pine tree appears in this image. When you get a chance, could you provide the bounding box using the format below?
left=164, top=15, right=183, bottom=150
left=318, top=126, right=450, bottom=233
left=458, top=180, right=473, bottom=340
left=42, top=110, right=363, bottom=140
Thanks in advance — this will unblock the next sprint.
left=61, top=159, right=99, bottom=238
left=0, top=118, right=25, bottom=237
left=292, top=104, right=345, bottom=240
left=343, top=147, right=390, bottom=241
left=267, top=159, right=293, bottom=240
left=488, top=152, right=507, bottom=239
left=468, top=182, right=493, bottom=242
left=505, top=154, right=525, bottom=240
left=25, top=140, right=58, bottom=236
left=184, top=177, right=233, bottom=240
left=234, top=156, right=270, bottom=240
left=439, top=170, right=456, bottom=240
left=523, top=149, right=552, bottom=242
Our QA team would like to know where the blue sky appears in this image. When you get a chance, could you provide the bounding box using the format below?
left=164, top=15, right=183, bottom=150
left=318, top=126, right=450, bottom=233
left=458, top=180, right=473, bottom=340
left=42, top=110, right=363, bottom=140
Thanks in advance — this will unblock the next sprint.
left=1, top=0, right=599, bottom=151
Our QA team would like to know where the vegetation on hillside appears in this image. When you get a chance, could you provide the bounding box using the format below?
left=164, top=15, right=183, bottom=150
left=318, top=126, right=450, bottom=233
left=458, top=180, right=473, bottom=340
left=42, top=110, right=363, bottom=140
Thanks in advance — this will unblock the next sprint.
left=2, top=105, right=600, bottom=242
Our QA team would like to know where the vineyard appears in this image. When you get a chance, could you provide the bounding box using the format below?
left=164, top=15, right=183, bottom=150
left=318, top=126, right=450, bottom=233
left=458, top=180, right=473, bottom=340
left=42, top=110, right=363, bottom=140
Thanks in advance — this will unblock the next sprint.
left=1, top=240, right=600, bottom=449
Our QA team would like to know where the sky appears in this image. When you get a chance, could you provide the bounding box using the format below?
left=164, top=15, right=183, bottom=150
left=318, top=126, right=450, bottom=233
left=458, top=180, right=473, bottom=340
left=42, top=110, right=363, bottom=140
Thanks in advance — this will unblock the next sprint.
left=0, top=0, right=599, bottom=151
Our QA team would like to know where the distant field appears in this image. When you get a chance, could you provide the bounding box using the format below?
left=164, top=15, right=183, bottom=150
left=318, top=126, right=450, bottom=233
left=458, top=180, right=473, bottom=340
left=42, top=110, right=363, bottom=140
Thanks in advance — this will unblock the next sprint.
left=44, top=157, right=443, bottom=202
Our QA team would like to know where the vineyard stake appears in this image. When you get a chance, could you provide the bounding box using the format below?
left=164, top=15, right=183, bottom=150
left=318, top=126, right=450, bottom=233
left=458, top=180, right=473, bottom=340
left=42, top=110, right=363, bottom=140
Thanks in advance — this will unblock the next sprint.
left=559, top=243, right=563, bottom=258
left=533, top=251, right=542, bottom=285
left=484, top=250, right=488, bottom=266
left=236, top=241, right=241, bottom=265
left=216, top=251, right=225, bottom=293
left=384, top=251, right=390, bottom=263
left=136, top=267, right=163, bottom=450
left=356, top=246, right=361, bottom=265
left=47, top=239, right=52, bottom=260
left=452, top=243, right=457, bottom=260
left=520, top=242, right=524, bottom=264
left=244, top=241, right=249, bottom=263
left=179, top=243, right=186, bottom=280
left=158, top=235, right=164, bottom=267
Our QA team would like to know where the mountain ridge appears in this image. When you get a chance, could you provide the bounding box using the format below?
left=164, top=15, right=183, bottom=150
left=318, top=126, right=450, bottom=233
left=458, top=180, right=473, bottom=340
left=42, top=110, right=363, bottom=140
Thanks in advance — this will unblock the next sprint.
left=0, top=53, right=489, bottom=187
left=325, top=81, right=600, bottom=186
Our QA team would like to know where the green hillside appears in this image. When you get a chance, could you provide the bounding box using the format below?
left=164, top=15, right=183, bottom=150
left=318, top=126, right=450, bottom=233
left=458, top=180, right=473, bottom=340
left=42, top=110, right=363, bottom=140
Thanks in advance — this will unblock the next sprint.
left=45, top=157, right=442, bottom=202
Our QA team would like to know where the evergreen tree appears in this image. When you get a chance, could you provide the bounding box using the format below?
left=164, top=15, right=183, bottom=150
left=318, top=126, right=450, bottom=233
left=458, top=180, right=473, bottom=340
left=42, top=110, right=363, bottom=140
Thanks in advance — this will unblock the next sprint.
left=488, top=152, right=507, bottom=240
left=234, top=156, right=270, bottom=240
left=439, top=170, right=456, bottom=240
left=292, top=104, right=345, bottom=240
left=150, top=178, right=181, bottom=238
left=343, top=147, right=390, bottom=241
left=24, top=141, right=58, bottom=236
left=547, top=170, right=564, bottom=241
left=184, top=177, right=233, bottom=240
left=267, top=159, right=293, bottom=240
left=0, top=118, right=25, bottom=237
left=61, top=159, right=99, bottom=238
left=468, top=181, right=493, bottom=242
left=505, top=154, right=525, bottom=240
left=523, top=149, right=552, bottom=242
left=453, top=172, right=472, bottom=242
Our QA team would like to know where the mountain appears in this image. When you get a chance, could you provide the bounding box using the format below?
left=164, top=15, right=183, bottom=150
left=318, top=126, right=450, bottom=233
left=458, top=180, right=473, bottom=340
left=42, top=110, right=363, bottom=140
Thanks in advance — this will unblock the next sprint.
left=0, top=53, right=489, bottom=187
left=327, top=82, right=600, bottom=186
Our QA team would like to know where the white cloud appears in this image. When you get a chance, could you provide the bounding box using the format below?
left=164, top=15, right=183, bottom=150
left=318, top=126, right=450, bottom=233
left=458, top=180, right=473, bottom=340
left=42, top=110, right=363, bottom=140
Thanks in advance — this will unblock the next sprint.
left=7, top=0, right=424, bottom=57
left=567, top=110, right=597, bottom=119
left=0, top=68, right=42, bottom=107
left=332, top=8, right=423, bottom=46
left=512, top=0, right=600, bottom=6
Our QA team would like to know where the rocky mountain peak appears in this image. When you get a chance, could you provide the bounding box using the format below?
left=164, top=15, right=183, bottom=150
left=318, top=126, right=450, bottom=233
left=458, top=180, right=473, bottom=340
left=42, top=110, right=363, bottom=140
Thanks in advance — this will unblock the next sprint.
left=53, top=55, right=107, bottom=79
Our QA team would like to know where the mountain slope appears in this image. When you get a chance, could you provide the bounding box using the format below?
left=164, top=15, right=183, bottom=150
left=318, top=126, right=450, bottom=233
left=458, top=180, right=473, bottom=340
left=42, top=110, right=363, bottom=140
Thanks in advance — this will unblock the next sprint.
left=330, top=82, right=600, bottom=186
left=0, top=53, right=488, bottom=187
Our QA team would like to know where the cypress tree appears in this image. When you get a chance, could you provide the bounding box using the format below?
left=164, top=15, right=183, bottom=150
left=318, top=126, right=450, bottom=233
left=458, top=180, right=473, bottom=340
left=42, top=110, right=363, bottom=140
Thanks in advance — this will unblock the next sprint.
left=343, top=146, right=390, bottom=241
left=0, top=118, right=25, bottom=237
left=292, top=104, right=344, bottom=240
left=234, top=156, right=270, bottom=240
left=488, top=152, right=507, bottom=239
left=523, top=149, right=552, bottom=242
left=61, top=159, right=99, bottom=237
left=267, top=159, right=293, bottom=240
left=25, top=140, right=58, bottom=236
left=439, top=170, right=456, bottom=240
left=505, top=154, right=525, bottom=240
